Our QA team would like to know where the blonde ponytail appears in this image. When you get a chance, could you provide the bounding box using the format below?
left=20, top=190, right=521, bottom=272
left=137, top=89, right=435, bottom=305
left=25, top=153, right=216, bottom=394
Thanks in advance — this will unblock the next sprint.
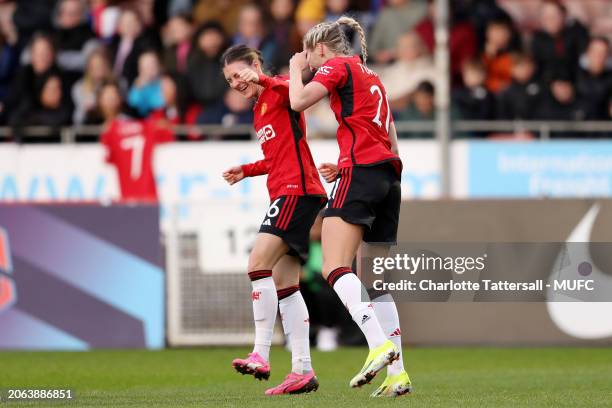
left=335, top=16, right=368, bottom=63
left=302, top=15, right=368, bottom=63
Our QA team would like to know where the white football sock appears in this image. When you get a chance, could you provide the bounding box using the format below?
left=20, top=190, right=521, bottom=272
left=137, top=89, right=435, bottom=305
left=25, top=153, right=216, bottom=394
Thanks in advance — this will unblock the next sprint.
left=371, top=293, right=405, bottom=375
left=328, top=268, right=387, bottom=349
left=249, top=273, right=276, bottom=362
left=279, top=288, right=312, bottom=374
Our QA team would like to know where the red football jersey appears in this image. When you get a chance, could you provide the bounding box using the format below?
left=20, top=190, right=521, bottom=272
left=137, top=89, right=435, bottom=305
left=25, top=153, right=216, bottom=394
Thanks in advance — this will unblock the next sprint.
left=312, top=55, right=402, bottom=174
left=241, top=75, right=326, bottom=201
left=101, top=117, right=174, bottom=201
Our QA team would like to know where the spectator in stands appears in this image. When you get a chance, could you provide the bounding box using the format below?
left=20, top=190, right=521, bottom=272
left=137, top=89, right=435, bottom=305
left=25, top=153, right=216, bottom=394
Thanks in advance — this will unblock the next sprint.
left=9, top=75, right=72, bottom=143
left=497, top=53, right=543, bottom=120
left=414, top=0, right=478, bottom=86
left=232, top=4, right=276, bottom=71
left=109, top=7, right=151, bottom=85
left=369, top=0, right=428, bottom=64
left=453, top=59, right=495, bottom=123
left=5, top=33, right=63, bottom=129
left=537, top=74, right=586, bottom=134
left=72, top=48, right=117, bottom=125
left=530, top=0, right=589, bottom=83
left=217, top=88, right=254, bottom=140
left=0, top=32, right=18, bottom=125
left=376, top=31, right=436, bottom=112
left=127, top=51, right=165, bottom=117
left=187, top=21, right=228, bottom=122
left=164, top=0, right=194, bottom=19
left=148, top=74, right=201, bottom=139
left=481, top=19, right=514, bottom=93
left=87, top=79, right=128, bottom=125
left=576, top=37, right=612, bottom=120
left=193, top=0, right=250, bottom=36
left=11, top=0, right=55, bottom=50
left=52, top=0, right=99, bottom=87
left=325, top=0, right=373, bottom=57
left=268, top=0, right=301, bottom=74
left=295, top=0, right=325, bottom=42
left=162, top=13, right=193, bottom=75
left=395, top=81, right=436, bottom=139
left=90, top=0, right=121, bottom=41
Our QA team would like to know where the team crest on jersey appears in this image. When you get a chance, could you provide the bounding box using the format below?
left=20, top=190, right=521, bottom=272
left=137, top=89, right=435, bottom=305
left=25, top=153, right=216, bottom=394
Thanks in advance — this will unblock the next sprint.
left=260, top=103, right=268, bottom=116
left=256, top=124, right=276, bottom=144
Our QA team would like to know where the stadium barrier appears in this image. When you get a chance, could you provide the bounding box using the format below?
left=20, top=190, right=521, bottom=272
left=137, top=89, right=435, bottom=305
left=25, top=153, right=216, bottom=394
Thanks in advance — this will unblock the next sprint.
left=1, top=120, right=612, bottom=142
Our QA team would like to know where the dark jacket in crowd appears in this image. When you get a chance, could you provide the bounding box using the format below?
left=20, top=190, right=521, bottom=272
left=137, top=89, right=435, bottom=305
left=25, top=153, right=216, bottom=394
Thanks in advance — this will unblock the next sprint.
left=109, top=32, right=158, bottom=86
left=576, top=68, right=612, bottom=120
left=453, top=85, right=495, bottom=120
left=537, top=89, right=587, bottom=138
left=186, top=50, right=227, bottom=108
left=530, top=21, right=590, bottom=83
left=496, top=79, right=544, bottom=120
left=12, top=0, right=55, bottom=49
left=53, top=23, right=97, bottom=87
left=4, top=64, right=64, bottom=123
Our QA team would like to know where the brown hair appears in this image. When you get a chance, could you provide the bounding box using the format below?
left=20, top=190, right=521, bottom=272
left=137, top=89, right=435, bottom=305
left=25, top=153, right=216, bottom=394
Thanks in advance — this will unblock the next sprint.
left=221, top=44, right=264, bottom=67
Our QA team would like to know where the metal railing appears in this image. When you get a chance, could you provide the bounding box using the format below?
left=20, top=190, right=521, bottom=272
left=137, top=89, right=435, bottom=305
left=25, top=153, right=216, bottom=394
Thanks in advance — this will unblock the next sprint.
left=1, top=121, right=611, bottom=143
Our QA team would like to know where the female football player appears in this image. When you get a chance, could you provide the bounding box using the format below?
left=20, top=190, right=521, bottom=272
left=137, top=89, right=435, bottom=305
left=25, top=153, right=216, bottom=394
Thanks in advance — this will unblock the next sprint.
left=221, top=45, right=326, bottom=396
left=287, top=17, right=412, bottom=396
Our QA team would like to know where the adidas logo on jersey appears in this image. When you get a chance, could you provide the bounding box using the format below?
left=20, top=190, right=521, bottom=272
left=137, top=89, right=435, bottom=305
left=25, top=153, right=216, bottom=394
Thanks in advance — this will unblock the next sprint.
left=389, top=328, right=402, bottom=337
left=262, top=219, right=272, bottom=226
left=361, top=314, right=370, bottom=325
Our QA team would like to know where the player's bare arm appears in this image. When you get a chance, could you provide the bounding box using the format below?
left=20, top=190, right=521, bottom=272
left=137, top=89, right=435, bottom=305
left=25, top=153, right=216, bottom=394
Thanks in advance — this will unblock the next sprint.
left=289, top=51, right=328, bottom=112
left=389, top=122, right=400, bottom=155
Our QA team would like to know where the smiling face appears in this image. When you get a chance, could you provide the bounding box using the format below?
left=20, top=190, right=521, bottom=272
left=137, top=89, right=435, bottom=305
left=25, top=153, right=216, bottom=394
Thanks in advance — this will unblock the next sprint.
left=223, top=60, right=262, bottom=100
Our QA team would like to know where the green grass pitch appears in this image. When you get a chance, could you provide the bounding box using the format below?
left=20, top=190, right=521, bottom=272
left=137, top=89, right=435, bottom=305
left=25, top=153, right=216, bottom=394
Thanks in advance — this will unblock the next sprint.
left=1, top=347, right=611, bottom=407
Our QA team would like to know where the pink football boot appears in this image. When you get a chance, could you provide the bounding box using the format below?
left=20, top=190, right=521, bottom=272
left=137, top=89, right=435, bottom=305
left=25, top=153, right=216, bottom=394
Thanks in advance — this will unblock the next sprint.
left=232, top=352, right=271, bottom=380
left=265, top=371, right=319, bottom=395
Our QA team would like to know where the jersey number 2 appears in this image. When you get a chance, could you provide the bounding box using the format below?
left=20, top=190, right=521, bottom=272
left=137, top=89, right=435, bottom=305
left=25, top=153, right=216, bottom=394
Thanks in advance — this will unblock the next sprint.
left=370, top=85, right=391, bottom=133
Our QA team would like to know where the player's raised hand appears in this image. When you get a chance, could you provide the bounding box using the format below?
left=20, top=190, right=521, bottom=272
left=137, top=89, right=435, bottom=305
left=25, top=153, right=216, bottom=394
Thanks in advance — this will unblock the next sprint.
left=318, top=163, right=338, bottom=183
left=289, top=51, right=308, bottom=71
left=223, top=166, right=245, bottom=185
left=238, top=68, right=259, bottom=83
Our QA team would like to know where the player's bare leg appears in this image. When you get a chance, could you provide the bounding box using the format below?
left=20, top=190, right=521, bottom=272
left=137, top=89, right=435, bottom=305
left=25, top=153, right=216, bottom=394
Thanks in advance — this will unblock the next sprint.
left=232, top=233, right=288, bottom=381
left=265, top=255, right=319, bottom=395
left=357, top=244, right=412, bottom=397
left=321, top=217, right=399, bottom=388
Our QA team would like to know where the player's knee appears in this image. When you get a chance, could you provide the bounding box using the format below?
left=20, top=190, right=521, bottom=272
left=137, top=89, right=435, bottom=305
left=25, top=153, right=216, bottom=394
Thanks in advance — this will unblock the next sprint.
left=248, top=251, right=271, bottom=273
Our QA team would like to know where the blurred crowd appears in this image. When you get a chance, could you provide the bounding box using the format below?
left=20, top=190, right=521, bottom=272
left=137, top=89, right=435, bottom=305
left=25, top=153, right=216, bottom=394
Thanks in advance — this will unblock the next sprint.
left=0, top=0, right=611, bottom=142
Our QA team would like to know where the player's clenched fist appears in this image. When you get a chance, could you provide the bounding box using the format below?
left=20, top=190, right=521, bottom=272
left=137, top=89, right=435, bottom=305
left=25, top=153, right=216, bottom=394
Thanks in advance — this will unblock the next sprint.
left=222, top=166, right=245, bottom=185
left=289, top=51, right=308, bottom=71
left=238, top=68, right=259, bottom=83
left=318, top=163, right=338, bottom=183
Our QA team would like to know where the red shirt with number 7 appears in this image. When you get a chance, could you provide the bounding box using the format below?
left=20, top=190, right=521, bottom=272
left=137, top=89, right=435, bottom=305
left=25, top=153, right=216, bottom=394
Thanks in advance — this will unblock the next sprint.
left=101, top=117, right=174, bottom=201
left=311, top=55, right=402, bottom=175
